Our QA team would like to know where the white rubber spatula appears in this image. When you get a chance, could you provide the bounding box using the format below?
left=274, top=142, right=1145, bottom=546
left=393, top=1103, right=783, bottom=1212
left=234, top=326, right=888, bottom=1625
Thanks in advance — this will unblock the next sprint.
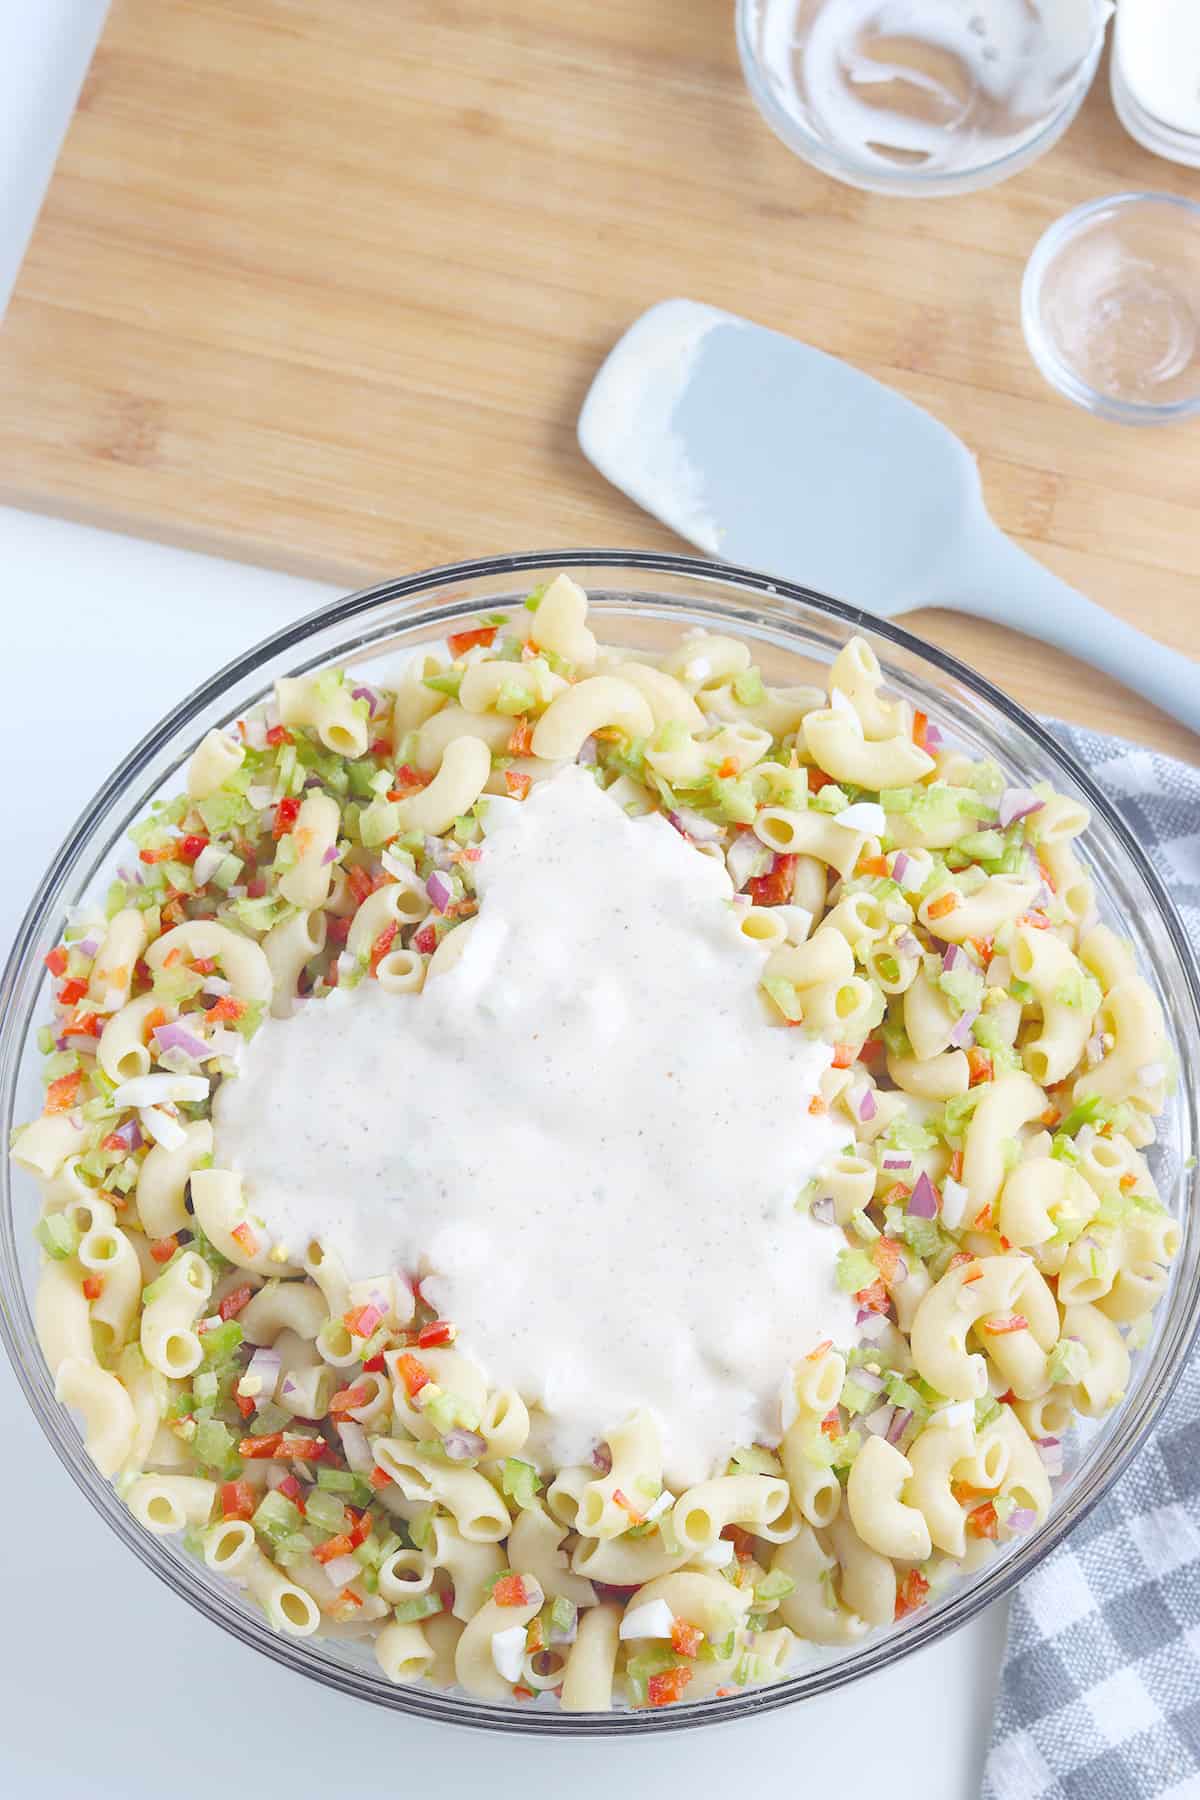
left=578, top=298, right=1199, bottom=736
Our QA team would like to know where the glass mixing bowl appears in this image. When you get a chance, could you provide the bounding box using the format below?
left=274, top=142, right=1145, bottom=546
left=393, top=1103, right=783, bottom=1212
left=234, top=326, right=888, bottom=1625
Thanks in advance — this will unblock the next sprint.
left=2, top=550, right=1198, bottom=1734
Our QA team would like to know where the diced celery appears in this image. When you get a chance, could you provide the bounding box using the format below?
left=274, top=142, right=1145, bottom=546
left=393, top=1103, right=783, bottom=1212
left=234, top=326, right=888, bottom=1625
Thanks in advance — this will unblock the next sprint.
left=500, top=1459, right=542, bottom=1510
left=35, top=1214, right=79, bottom=1261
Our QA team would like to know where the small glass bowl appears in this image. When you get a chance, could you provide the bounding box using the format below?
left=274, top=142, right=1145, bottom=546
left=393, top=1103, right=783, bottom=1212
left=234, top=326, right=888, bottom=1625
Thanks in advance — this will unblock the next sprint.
left=1022, top=193, right=1200, bottom=425
left=735, top=0, right=1111, bottom=198
left=3, top=551, right=1200, bottom=1732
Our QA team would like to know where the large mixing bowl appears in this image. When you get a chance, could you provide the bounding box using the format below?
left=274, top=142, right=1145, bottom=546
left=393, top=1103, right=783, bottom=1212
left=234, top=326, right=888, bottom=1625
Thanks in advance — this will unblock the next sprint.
left=2, top=550, right=1198, bottom=1733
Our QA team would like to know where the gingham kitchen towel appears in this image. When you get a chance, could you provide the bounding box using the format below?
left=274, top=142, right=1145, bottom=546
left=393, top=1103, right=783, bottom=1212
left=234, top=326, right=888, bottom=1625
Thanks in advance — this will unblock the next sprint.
left=984, top=724, right=1200, bottom=1800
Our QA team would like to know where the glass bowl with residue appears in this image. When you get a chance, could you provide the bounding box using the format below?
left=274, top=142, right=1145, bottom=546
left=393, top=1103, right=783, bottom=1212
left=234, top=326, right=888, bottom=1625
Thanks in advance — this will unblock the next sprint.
left=2, top=550, right=1199, bottom=1733
left=736, top=0, right=1112, bottom=198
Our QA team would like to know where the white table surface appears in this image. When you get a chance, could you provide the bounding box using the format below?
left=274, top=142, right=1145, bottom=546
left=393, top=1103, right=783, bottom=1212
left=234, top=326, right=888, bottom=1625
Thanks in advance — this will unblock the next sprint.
left=0, top=7, right=1006, bottom=1794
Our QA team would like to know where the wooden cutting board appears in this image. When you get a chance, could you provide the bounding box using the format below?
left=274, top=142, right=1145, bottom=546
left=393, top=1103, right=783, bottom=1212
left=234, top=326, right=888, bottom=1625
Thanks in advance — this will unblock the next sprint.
left=2, top=0, right=1198, bottom=755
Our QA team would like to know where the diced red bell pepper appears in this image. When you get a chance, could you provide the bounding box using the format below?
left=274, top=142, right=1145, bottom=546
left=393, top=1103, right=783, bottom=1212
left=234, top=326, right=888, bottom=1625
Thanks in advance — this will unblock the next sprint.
left=239, top=1434, right=283, bottom=1459
left=369, top=924, right=398, bottom=975
left=204, top=995, right=247, bottom=1025
left=221, top=1479, right=257, bottom=1520
left=646, top=1667, right=693, bottom=1707
left=44, top=946, right=68, bottom=977
left=746, top=852, right=798, bottom=908
left=57, top=978, right=88, bottom=1006
left=265, top=725, right=294, bottom=747
left=149, top=1235, right=179, bottom=1264
left=507, top=717, right=534, bottom=757
left=387, top=765, right=432, bottom=801
left=219, top=1284, right=254, bottom=1322
left=967, top=1047, right=994, bottom=1086
left=854, top=1276, right=891, bottom=1315
left=412, top=922, right=439, bottom=956
left=82, top=1274, right=103, bottom=1302
left=330, top=1383, right=370, bottom=1416
left=671, top=1619, right=703, bottom=1659
left=235, top=1393, right=256, bottom=1419
left=273, top=797, right=301, bottom=840
left=278, top=1434, right=326, bottom=1461
left=416, top=1320, right=456, bottom=1348
left=230, top=1221, right=260, bottom=1259
left=177, top=834, right=210, bottom=864
left=313, top=1532, right=355, bottom=1565
left=394, top=1352, right=431, bottom=1399
left=447, top=626, right=497, bottom=657
left=894, top=1569, right=930, bottom=1620
left=504, top=770, right=532, bottom=800
left=44, top=1071, right=83, bottom=1114
left=966, top=1501, right=998, bottom=1541
left=492, top=1573, right=530, bottom=1607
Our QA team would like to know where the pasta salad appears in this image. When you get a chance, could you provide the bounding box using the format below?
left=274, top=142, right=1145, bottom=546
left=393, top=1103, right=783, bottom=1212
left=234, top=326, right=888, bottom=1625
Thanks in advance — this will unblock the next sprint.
left=12, top=575, right=1179, bottom=1712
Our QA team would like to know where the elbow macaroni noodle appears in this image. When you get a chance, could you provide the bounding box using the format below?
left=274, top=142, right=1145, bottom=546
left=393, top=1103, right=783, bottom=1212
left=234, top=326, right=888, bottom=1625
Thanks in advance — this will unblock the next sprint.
left=13, top=585, right=1182, bottom=1713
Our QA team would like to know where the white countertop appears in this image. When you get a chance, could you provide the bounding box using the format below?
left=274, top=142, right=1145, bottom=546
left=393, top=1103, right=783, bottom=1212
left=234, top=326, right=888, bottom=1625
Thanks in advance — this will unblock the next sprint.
left=0, top=9, right=1006, bottom=1794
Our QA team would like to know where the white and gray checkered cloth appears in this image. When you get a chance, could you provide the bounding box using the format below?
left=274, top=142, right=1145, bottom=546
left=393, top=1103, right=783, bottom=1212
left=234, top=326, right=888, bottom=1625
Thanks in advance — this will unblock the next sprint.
left=984, top=724, right=1200, bottom=1800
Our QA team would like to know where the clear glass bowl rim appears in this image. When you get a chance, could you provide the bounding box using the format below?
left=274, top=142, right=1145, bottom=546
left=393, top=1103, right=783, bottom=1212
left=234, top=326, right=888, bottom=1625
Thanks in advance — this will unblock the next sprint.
left=734, top=0, right=1111, bottom=197
left=1020, top=191, right=1200, bottom=425
left=3, top=546, right=1199, bottom=1736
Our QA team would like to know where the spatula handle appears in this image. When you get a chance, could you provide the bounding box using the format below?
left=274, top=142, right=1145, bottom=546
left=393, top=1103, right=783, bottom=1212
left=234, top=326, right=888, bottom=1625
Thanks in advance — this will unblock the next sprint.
left=943, top=526, right=1200, bottom=741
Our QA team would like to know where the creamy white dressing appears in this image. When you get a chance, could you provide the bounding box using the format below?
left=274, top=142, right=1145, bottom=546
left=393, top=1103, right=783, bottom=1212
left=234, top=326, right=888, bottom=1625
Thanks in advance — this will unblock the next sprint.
left=759, top=0, right=1104, bottom=172
left=212, top=766, right=857, bottom=1487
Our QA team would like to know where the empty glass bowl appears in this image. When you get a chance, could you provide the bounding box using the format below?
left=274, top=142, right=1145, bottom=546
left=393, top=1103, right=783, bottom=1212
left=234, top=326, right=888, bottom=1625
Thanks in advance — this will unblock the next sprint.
left=3, top=551, right=1200, bottom=1730
left=736, top=0, right=1112, bottom=197
left=1022, top=193, right=1200, bottom=424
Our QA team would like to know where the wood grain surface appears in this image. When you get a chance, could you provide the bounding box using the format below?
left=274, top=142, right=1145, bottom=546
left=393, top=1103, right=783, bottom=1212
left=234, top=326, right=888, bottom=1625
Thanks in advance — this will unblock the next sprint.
left=1, top=0, right=1198, bottom=754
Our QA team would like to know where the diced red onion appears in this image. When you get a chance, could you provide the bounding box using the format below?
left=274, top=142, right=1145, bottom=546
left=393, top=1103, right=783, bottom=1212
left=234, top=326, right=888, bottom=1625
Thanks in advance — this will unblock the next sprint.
left=908, top=1171, right=940, bottom=1220
left=590, top=1441, right=613, bottom=1475
left=426, top=871, right=454, bottom=915
left=337, top=1420, right=374, bottom=1473
left=350, top=685, right=381, bottom=716
left=890, top=852, right=910, bottom=886
left=942, top=943, right=963, bottom=973
left=669, top=807, right=723, bottom=845
left=894, top=931, right=921, bottom=959
left=857, top=1311, right=890, bottom=1340
left=924, top=723, right=944, bottom=751
left=77, top=935, right=101, bottom=959
left=244, top=1346, right=281, bottom=1404
left=809, top=1196, right=837, bottom=1226
left=108, top=1117, right=143, bottom=1152
left=1031, top=883, right=1051, bottom=911
left=886, top=1407, right=913, bottom=1445
left=727, top=834, right=771, bottom=891
left=1085, top=1033, right=1105, bottom=1065
left=949, top=1006, right=980, bottom=1049
left=323, top=1554, right=362, bottom=1588
left=577, top=735, right=599, bottom=768
left=858, top=1089, right=878, bottom=1123
left=997, top=788, right=1045, bottom=830
left=888, top=1256, right=908, bottom=1286
left=854, top=1368, right=885, bottom=1394
left=862, top=1403, right=896, bottom=1437
left=1007, top=1507, right=1037, bottom=1534
left=424, top=834, right=456, bottom=870
left=321, top=844, right=340, bottom=865
left=442, top=1427, right=488, bottom=1462
left=547, top=1613, right=578, bottom=1647
left=153, top=1021, right=211, bottom=1061
left=1036, top=1437, right=1064, bottom=1475
left=882, top=1153, right=912, bottom=1172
